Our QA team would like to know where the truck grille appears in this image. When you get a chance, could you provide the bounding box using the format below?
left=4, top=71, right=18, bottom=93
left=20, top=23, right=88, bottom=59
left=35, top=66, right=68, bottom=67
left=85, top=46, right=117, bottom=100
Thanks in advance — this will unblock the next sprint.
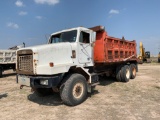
left=17, top=49, right=34, bottom=74
left=18, top=55, right=33, bottom=72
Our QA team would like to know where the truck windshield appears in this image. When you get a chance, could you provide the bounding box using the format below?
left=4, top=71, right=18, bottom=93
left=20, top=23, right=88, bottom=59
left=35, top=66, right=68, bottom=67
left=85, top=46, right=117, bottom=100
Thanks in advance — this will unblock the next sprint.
left=50, top=30, right=77, bottom=43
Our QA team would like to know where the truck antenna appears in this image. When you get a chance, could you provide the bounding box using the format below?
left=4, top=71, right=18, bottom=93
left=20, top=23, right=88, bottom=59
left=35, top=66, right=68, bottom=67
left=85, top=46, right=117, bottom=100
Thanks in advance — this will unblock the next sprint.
left=23, top=42, right=25, bottom=48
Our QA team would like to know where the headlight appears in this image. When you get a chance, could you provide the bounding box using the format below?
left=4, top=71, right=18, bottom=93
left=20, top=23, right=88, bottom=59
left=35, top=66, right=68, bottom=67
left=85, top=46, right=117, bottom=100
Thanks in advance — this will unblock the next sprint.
left=40, top=80, right=48, bottom=85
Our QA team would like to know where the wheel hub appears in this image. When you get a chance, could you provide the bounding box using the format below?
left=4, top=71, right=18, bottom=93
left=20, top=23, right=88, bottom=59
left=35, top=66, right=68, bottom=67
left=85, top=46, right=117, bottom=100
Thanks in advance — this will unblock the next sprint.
left=73, top=83, right=84, bottom=99
left=126, top=69, right=130, bottom=79
left=132, top=68, right=136, bottom=76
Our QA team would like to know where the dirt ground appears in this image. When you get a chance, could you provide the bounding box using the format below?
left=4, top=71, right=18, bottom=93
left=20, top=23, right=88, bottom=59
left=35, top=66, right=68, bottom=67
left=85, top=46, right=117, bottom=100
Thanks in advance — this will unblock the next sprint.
left=0, top=63, right=160, bottom=120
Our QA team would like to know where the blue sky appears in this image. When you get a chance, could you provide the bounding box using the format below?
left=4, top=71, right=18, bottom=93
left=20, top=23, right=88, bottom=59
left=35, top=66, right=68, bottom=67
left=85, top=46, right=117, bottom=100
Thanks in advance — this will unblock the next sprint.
left=0, top=0, right=160, bottom=55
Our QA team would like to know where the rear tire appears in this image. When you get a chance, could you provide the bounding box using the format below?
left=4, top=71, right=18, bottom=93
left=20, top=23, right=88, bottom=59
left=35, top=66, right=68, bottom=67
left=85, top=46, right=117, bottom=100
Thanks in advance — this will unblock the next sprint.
left=130, top=64, right=136, bottom=79
left=60, top=73, right=87, bottom=106
left=121, top=65, right=131, bottom=82
left=116, top=65, right=122, bottom=82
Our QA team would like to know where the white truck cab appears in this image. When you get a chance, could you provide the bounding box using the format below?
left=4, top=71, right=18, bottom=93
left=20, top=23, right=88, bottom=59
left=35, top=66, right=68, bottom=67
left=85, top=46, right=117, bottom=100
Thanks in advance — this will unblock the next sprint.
left=48, top=27, right=95, bottom=67
left=16, top=27, right=98, bottom=106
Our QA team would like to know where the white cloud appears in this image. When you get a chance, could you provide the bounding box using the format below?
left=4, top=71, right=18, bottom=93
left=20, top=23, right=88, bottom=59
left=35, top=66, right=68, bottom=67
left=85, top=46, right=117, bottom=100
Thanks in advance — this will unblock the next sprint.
left=109, top=9, right=120, bottom=14
left=34, top=0, right=59, bottom=5
left=7, top=22, right=19, bottom=29
left=15, top=0, right=24, bottom=7
left=19, top=11, right=27, bottom=16
left=36, top=16, right=43, bottom=19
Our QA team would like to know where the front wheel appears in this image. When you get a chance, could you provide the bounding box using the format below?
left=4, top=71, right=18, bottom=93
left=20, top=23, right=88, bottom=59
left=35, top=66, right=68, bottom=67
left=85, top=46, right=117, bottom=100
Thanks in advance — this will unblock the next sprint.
left=60, top=73, right=87, bottom=106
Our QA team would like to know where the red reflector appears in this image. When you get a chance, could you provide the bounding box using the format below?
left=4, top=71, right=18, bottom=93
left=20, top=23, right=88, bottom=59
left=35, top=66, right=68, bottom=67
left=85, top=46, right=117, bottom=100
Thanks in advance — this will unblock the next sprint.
left=49, top=62, right=54, bottom=67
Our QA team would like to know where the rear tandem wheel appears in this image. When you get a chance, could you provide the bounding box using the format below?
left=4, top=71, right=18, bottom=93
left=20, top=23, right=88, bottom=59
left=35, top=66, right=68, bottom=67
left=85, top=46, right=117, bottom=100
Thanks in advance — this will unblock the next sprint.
left=120, top=65, right=131, bottom=82
left=130, top=64, right=137, bottom=79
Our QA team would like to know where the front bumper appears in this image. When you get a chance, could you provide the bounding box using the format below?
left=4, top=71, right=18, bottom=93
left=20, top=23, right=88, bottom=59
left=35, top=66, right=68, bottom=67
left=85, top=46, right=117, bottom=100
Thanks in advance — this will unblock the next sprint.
left=17, top=74, right=61, bottom=88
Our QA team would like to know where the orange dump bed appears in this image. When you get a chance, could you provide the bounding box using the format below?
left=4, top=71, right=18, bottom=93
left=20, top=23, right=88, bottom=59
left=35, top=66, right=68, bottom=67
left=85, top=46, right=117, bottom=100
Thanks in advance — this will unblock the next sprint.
left=91, top=26, right=137, bottom=63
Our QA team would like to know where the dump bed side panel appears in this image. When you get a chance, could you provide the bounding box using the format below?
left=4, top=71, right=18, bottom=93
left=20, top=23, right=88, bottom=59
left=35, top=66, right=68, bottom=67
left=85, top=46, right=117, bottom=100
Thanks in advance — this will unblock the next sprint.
left=0, top=50, right=16, bottom=64
left=94, top=31, right=106, bottom=62
left=94, top=31, right=137, bottom=63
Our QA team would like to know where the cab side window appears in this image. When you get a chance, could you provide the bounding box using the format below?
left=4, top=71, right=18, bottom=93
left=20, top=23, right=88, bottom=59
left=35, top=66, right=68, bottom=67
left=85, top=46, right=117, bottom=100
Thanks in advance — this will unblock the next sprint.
left=79, top=31, right=90, bottom=43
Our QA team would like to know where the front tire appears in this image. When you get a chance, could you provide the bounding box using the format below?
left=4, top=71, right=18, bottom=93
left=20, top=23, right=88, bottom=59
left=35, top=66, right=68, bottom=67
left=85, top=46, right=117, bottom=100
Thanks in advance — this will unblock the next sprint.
left=60, top=73, right=87, bottom=106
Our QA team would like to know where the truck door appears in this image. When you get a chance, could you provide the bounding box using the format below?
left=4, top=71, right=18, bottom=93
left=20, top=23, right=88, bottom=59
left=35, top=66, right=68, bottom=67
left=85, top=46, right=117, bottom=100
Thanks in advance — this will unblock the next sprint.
left=78, top=31, right=92, bottom=64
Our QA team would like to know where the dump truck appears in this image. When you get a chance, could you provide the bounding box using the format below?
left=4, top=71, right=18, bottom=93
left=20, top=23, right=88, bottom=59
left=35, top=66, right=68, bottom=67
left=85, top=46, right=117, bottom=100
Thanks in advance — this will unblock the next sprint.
left=0, top=50, right=16, bottom=77
left=16, top=26, right=138, bottom=106
left=0, top=43, right=25, bottom=77
left=138, top=42, right=151, bottom=63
